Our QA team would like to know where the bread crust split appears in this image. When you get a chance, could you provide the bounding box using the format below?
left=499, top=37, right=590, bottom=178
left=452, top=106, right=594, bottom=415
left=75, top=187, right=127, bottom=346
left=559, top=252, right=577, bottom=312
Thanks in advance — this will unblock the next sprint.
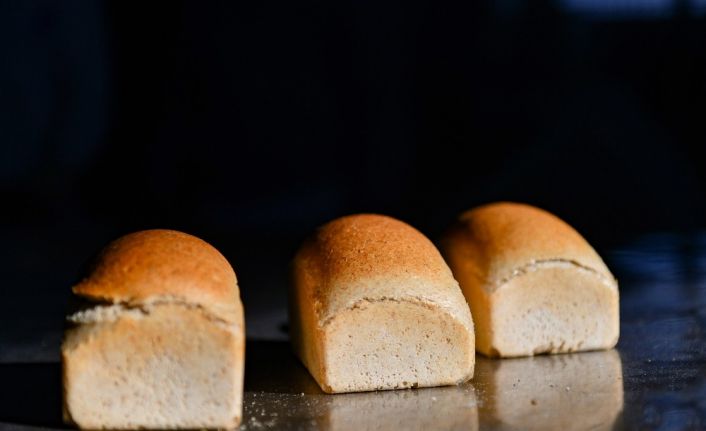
left=290, top=214, right=475, bottom=393
left=62, top=229, right=245, bottom=430
left=441, top=202, right=619, bottom=358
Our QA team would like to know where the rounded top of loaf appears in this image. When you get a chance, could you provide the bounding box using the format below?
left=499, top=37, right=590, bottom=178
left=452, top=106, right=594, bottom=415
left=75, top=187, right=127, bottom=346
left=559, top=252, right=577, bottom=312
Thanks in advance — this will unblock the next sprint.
left=313, top=214, right=450, bottom=285
left=294, top=214, right=473, bottom=329
left=73, top=229, right=241, bottom=322
left=443, top=202, right=614, bottom=287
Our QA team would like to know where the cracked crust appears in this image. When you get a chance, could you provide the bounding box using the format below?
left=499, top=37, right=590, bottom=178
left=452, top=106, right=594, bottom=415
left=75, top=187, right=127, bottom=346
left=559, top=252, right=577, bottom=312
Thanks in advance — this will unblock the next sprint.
left=442, top=202, right=614, bottom=290
left=441, top=202, right=619, bottom=357
left=493, top=259, right=616, bottom=290
left=72, top=229, right=241, bottom=324
left=290, top=214, right=475, bottom=393
left=66, top=300, right=240, bottom=333
left=62, top=230, right=245, bottom=429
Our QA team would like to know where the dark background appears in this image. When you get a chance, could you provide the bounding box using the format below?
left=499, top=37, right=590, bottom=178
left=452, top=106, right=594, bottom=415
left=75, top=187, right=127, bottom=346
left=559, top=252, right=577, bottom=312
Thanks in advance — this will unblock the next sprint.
left=1, top=1, right=706, bottom=351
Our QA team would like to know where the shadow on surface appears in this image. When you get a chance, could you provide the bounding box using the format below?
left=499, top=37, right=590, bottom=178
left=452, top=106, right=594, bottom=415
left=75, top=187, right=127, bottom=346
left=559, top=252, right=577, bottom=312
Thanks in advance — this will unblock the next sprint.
left=244, top=339, right=323, bottom=395
left=0, top=362, right=68, bottom=428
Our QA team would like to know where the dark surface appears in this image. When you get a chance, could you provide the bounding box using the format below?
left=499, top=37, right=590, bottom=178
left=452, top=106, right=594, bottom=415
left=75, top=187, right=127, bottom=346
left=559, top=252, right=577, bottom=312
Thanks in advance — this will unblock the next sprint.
left=1, top=232, right=705, bottom=430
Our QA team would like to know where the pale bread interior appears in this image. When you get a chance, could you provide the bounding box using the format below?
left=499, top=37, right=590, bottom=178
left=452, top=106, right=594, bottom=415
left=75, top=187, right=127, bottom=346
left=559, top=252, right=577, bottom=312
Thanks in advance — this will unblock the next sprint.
left=62, top=303, right=243, bottom=430
left=319, top=300, right=474, bottom=393
left=475, top=262, right=619, bottom=357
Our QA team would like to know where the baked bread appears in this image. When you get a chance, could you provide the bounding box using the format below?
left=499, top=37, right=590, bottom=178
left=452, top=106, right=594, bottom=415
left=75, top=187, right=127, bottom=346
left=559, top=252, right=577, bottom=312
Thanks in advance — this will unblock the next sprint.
left=61, top=229, right=245, bottom=429
left=441, top=202, right=619, bottom=357
left=289, top=214, right=475, bottom=393
left=475, top=350, right=623, bottom=430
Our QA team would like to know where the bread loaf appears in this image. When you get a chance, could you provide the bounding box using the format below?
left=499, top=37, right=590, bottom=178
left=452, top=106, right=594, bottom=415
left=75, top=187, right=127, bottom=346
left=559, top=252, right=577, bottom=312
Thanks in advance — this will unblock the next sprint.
left=62, top=229, right=245, bottom=429
left=441, top=202, right=619, bottom=357
left=289, top=214, right=475, bottom=393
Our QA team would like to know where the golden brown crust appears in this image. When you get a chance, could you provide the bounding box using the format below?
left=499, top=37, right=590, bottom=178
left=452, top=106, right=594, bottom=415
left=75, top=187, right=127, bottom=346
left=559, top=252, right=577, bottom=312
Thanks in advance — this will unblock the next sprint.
left=73, top=229, right=240, bottom=323
left=290, top=214, right=475, bottom=392
left=444, top=202, right=613, bottom=289
left=441, top=202, right=619, bottom=357
left=296, top=214, right=471, bottom=326
left=312, top=213, right=451, bottom=288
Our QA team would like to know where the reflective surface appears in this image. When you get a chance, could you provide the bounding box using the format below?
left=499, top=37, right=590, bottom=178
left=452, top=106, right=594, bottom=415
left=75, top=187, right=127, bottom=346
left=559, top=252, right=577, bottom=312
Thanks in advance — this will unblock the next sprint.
left=240, top=343, right=624, bottom=431
left=240, top=233, right=706, bottom=430
left=241, top=340, right=479, bottom=431
left=474, top=351, right=623, bottom=430
left=1, top=233, right=705, bottom=430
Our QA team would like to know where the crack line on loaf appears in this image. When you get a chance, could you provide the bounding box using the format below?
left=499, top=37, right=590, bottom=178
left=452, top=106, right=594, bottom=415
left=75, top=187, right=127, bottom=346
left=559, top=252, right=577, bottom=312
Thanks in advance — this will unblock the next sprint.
left=66, top=296, right=239, bottom=330
left=493, top=259, right=617, bottom=290
left=319, top=295, right=445, bottom=328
